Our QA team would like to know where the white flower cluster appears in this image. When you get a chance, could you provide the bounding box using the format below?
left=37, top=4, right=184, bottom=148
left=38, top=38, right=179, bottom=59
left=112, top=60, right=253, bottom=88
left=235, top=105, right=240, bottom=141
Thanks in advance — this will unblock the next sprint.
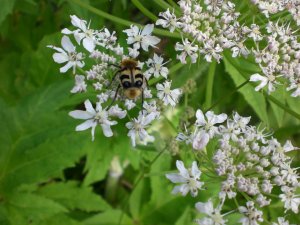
left=166, top=109, right=300, bottom=224
left=250, top=21, right=300, bottom=96
left=156, top=1, right=255, bottom=63
left=251, top=0, right=300, bottom=26
left=156, top=1, right=300, bottom=97
left=48, top=15, right=182, bottom=146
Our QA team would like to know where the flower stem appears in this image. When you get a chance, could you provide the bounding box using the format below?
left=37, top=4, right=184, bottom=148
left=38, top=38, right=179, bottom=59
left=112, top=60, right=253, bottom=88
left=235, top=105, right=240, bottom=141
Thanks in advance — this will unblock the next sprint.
left=131, top=0, right=158, bottom=21
left=204, top=80, right=250, bottom=113
left=204, top=61, right=217, bottom=110
left=153, top=0, right=181, bottom=15
left=69, top=0, right=181, bottom=39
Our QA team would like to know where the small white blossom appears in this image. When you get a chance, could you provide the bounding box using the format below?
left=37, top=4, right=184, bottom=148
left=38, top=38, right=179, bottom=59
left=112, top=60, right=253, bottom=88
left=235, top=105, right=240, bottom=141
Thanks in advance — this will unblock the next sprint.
left=175, top=38, right=199, bottom=63
left=108, top=104, right=127, bottom=119
left=156, top=80, right=181, bottom=107
left=166, top=160, right=204, bottom=197
left=126, top=113, right=156, bottom=147
left=70, top=75, right=87, bottom=93
left=238, top=201, right=263, bottom=225
left=47, top=35, right=84, bottom=73
left=272, top=217, right=292, bottom=225
left=250, top=73, right=268, bottom=91
left=195, top=199, right=227, bottom=225
left=69, top=99, right=117, bottom=140
left=195, top=109, right=227, bottom=138
left=156, top=9, right=178, bottom=32
left=279, top=186, right=300, bottom=213
left=125, top=99, right=136, bottom=110
left=123, top=24, right=160, bottom=51
left=145, top=53, right=169, bottom=79
left=62, top=15, right=97, bottom=52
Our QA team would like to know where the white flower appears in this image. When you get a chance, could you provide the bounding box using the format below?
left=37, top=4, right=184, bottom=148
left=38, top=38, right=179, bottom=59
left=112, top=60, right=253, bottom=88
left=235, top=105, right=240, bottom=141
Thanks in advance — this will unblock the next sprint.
left=248, top=24, right=263, bottom=42
left=126, top=112, right=156, bottom=147
left=142, top=101, right=160, bottom=118
left=125, top=99, right=136, bottom=110
left=201, top=39, right=223, bottom=63
left=156, top=80, right=182, bottom=107
left=279, top=186, right=300, bottom=213
left=283, top=140, right=299, bottom=152
left=69, top=99, right=117, bottom=140
left=70, top=75, right=87, bottom=93
left=108, top=104, right=127, bottom=119
left=156, top=9, right=178, bottom=32
left=97, top=28, right=117, bottom=48
left=123, top=24, right=160, bottom=51
left=192, top=130, right=210, bottom=150
left=97, top=92, right=109, bottom=103
left=145, top=53, right=169, bottom=79
left=272, top=217, right=292, bottom=225
left=47, top=35, right=84, bottom=73
left=62, top=15, right=97, bottom=52
left=175, top=38, right=198, bottom=63
left=166, top=160, right=204, bottom=197
left=195, top=199, right=227, bottom=225
left=128, top=47, right=140, bottom=58
left=238, top=201, right=263, bottom=225
left=250, top=73, right=267, bottom=91
left=195, top=109, right=227, bottom=138
left=93, top=82, right=103, bottom=91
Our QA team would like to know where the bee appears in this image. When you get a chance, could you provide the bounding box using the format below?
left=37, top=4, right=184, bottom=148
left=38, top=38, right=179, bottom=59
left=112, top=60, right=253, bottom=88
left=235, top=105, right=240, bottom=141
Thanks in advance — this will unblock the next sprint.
left=108, top=59, right=147, bottom=109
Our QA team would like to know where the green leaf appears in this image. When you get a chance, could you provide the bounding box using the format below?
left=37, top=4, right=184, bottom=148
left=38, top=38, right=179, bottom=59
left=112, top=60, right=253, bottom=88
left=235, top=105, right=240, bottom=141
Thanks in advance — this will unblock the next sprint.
left=269, top=86, right=286, bottom=127
left=223, top=55, right=269, bottom=125
left=37, top=181, right=111, bottom=212
left=83, top=138, right=114, bottom=186
left=40, top=213, right=81, bottom=225
left=5, top=192, right=67, bottom=225
left=129, top=179, right=149, bottom=219
left=175, top=207, right=193, bottom=225
left=0, top=0, right=16, bottom=25
left=149, top=153, right=172, bottom=205
left=83, top=209, right=132, bottom=225
left=0, top=81, right=86, bottom=195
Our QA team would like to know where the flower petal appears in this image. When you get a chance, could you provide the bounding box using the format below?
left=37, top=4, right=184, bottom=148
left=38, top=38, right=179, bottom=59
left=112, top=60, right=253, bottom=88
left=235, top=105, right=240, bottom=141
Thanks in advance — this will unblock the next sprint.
left=83, top=37, right=95, bottom=52
left=61, top=35, right=75, bottom=53
left=53, top=53, right=68, bottom=64
left=84, top=99, right=96, bottom=114
left=166, top=173, right=187, bottom=183
left=176, top=160, right=189, bottom=178
left=69, top=110, right=94, bottom=119
left=75, top=119, right=95, bottom=131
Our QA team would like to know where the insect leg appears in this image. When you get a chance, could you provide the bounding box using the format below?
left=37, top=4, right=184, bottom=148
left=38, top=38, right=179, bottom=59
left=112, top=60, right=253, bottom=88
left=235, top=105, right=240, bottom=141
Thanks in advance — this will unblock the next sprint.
left=108, top=63, right=121, bottom=68
left=107, top=70, right=120, bottom=88
left=141, top=87, right=145, bottom=114
left=107, top=84, right=121, bottom=110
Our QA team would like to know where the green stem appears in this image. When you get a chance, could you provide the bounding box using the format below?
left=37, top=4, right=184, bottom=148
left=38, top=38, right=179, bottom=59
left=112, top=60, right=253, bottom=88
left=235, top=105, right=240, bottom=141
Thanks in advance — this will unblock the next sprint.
left=166, top=0, right=180, bottom=10
left=204, top=79, right=250, bottom=112
left=131, top=0, right=158, bottom=22
left=204, top=61, right=216, bottom=109
left=225, top=55, right=300, bottom=121
left=118, top=147, right=167, bottom=225
left=163, top=115, right=177, bottom=133
left=154, top=0, right=181, bottom=15
left=69, top=0, right=181, bottom=39
left=263, top=92, right=300, bottom=120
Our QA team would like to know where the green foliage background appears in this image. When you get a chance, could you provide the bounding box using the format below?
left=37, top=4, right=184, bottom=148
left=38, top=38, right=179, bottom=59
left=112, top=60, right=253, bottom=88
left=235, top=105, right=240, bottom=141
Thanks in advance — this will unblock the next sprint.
left=0, top=0, right=299, bottom=224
